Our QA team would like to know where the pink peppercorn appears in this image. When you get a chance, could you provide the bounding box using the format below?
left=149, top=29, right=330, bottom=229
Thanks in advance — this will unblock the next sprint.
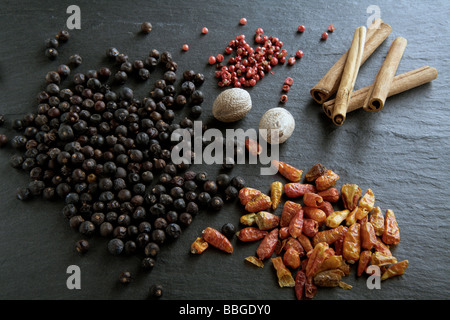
left=328, top=24, right=335, bottom=32
left=287, top=57, right=296, bottom=65
left=216, top=54, right=224, bottom=63
left=208, top=56, right=216, bottom=65
left=280, top=94, right=288, bottom=103
left=321, top=32, right=329, bottom=40
left=240, top=18, right=247, bottom=25
left=295, top=50, right=304, bottom=58
left=298, top=25, right=305, bottom=32
left=182, top=44, right=189, bottom=51
left=284, top=77, right=293, bottom=86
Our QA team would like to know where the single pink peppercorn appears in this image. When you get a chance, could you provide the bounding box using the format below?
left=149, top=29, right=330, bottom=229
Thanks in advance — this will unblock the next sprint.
left=295, top=50, right=304, bottom=58
left=202, top=27, right=209, bottom=34
left=208, top=56, right=216, bottom=65
left=240, top=18, right=247, bottom=25
left=182, top=44, right=189, bottom=51
left=321, top=32, right=329, bottom=40
left=298, top=25, right=305, bottom=32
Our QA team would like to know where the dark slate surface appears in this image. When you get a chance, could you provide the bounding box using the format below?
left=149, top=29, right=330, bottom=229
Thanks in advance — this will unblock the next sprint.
left=0, top=0, right=449, bottom=300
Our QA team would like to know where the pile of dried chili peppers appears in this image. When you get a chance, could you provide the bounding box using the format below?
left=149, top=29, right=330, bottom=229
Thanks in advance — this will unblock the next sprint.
left=191, top=160, right=408, bottom=299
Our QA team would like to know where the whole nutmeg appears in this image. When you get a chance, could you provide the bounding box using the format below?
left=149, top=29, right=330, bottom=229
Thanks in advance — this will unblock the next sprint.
left=212, top=88, right=252, bottom=122
left=259, top=107, right=295, bottom=144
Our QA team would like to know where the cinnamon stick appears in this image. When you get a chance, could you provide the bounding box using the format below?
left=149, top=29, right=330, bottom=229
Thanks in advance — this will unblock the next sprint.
left=331, top=26, right=366, bottom=126
left=310, top=18, right=392, bottom=104
left=363, top=37, right=408, bottom=112
left=322, top=66, right=438, bottom=118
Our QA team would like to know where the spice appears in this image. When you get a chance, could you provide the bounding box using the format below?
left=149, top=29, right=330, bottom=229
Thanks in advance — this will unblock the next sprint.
left=272, top=160, right=303, bottom=182
left=272, top=257, right=295, bottom=287
left=202, top=227, right=233, bottom=253
left=259, top=108, right=295, bottom=144
left=202, top=27, right=209, bottom=34
left=141, top=22, right=153, bottom=33
left=270, top=181, right=283, bottom=210
left=190, top=237, right=209, bottom=254
left=237, top=227, right=268, bottom=242
left=321, top=32, right=329, bottom=40
left=381, top=260, right=409, bottom=280
left=212, top=88, right=252, bottom=122
left=239, top=18, right=247, bottom=25
left=297, top=25, right=306, bottom=33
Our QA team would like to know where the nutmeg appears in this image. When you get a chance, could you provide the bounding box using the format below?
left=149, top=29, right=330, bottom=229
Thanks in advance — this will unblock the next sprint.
left=259, top=107, right=295, bottom=144
left=212, top=88, right=252, bottom=122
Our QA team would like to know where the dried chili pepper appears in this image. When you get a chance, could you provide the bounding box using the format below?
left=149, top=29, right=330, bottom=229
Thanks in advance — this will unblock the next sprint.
left=256, top=228, right=279, bottom=260
left=361, top=220, right=377, bottom=250
left=312, top=225, right=348, bottom=247
left=284, top=237, right=305, bottom=257
left=245, top=138, right=263, bottom=156
left=303, top=207, right=327, bottom=226
left=382, top=209, right=400, bottom=245
left=284, top=183, right=316, bottom=198
left=315, top=169, right=339, bottom=191
left=283, top=247, right=301, bottom=269
left=280, top=200, right=302, bottom=227
left=345, top=207, right=358, bottom=226
left=317, top=188, right=340, bottom=203
left=318, top=200, right=334, bottom=216
left=326, top=209, right=350, bottom=228
left=288, top=209, right=303, bottom=238
left=380, top=260, right=409, bottom=280
left=356, top=189, right=375, bottom=220
left=303, top=192, right=323, bottom=207
left=302, top=218, right=319, bottom=238
left=294, top=270, right=307, bottom=300
left=371, top=252, right=398, bottom=267
left=313, top=269, right=351, bottom=289
left=304, top=276, right=317, bottom=299
left=316, top=255, right=346, bottom=274
left=369, top=206, right=385, bottom=236
left=373, top=237, right=392, bottom=256
left=340, top=184, right=362, bottom=211
left=190, top=237, right=209, bottom=254
left=357, top=250, right=372, bottom=276
left=255, top=211, right=280, bottom=230
left=331, top=228, right=345, bottom=254
left=272, top=160, right=303, bottom=182
left=236, top=227, right=268, bottom=242
left=202, top=227, right=233, bottom=253
left=240, top=213, right=257, bottom=226
left=305, top=163, right=327, bottom=182
left=270, top=181, right=283, bottom=210
left=305, top=242, right=334, bottom=277
left=272, top=256, right=296, bottom=287
left=239, top=187, right=261, bottom=205
left=245, top=256, right=264, bottom=268
left=279, top=227, right=290, bottom=239
left=343, top=222, right=361, bottom=264
left=297, top=233, right=313, bottom=254
left=244, top=193, right=272, bottom=212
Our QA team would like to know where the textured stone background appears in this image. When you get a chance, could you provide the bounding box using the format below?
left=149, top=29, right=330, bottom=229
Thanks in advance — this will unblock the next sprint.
left=0, top=0, right=448, bottom=300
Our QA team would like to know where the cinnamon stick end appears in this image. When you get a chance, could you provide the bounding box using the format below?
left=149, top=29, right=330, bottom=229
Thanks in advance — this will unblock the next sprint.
left=310, top=89, right=329, bottom=104
left=367, top=98, right=384, bottom=112
left=333, top=114, right=345, bottom=126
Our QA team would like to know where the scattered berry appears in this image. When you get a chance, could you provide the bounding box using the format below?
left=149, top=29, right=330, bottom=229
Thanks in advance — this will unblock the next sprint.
left=288, top=57, right=296, bottom=65
left=328, top=24, right=335, bottom=32
left=240, top=18, right=247, bottom=25
left=182, top=44, right=189, bottom=51
left=208, top=56, right=216, bottom=65
left=297, top=25, right=306, bottom=33
left=284, top=77, right=294, bottom=86
left=202, top=27, right=209, bottom=34
left=255, top=27, right=264, bottom=34
left=295, top=50, right=304, bottom=58
left=280, top=94, right=288, bottom=103
left=321, top=32, right=329, bottom=40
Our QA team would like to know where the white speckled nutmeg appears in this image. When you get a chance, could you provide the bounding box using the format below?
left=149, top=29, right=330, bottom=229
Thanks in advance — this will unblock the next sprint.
left=259, top=107, right=295, bottom=144
left=212, top=88, right=252, bottom=122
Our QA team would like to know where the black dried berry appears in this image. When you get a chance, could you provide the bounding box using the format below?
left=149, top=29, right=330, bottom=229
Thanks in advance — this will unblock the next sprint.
left=221, top=223, right=236, bottom=238
left=210, top=196, right=224, bottom=211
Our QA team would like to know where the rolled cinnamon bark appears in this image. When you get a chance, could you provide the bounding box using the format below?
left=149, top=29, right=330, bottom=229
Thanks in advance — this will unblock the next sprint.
left=331, top=26, right=366, bottom=126
left=322, top=66, right=438, bottom=118
left=310, top=19, right=392, bottom=104
left=363, top=37, right=408, bottom=112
